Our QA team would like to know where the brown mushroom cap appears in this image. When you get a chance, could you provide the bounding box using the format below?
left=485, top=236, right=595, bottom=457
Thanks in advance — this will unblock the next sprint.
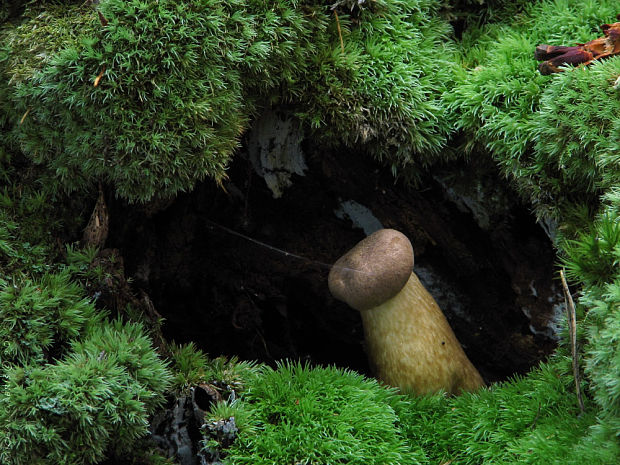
left=328, top=229, right=414, bottom=311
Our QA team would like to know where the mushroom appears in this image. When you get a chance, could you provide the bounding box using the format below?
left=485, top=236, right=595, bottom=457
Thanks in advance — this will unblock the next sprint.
left=328, top=229, right=484, bottom=395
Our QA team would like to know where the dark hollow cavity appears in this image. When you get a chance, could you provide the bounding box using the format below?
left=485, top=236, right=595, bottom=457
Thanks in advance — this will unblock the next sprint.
left=109, top=144, right=560, bottom=384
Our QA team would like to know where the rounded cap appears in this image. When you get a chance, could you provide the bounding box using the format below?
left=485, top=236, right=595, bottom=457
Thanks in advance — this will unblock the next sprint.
left=328, top=229, right=414, bottom=311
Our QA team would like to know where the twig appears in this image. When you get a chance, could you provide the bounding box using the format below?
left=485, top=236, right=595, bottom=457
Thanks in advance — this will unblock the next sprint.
left=334, top=10, right=345, bottom=54
left=94, top=66, right=106, bottom=87
left=19, top=108, right=31, bottom=125
left=560, top=269, right=585, bottom=414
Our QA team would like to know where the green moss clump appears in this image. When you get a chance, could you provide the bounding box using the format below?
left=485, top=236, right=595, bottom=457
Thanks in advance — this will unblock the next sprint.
left=170, top=342, right=260, bottom=393
left=532, top=58, right=620, bottom=198
left=0, top=271, right=103, bottom=365
left=0, top=0, right=27, bottom=24
left=583, top=279, right=620, bottom=440
left=295, top=0, right=456, bottom=176
left=0, top=175, right=172, bottom=463
left=561, top=190, right=620, bottom=441
left=444, top=1, right=620, bottom=455
left=0, top=187, right=58, bottom=276
left=217, top=362, right=425, bottom=465
left=0, top=320, right=171, bottom=465
left=446, top=0, right=619, bottom=218
left=1, top=0, right=456, bottom=201
left=210, top=357, right=619, bottom=464
left=0, top=0, right=248, bottom=202
left=401, top=360, right=619, bottom=464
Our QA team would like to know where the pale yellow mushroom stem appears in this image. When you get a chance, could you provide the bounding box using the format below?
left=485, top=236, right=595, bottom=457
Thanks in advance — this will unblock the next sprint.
left=360, top=272, right=484, bottom=395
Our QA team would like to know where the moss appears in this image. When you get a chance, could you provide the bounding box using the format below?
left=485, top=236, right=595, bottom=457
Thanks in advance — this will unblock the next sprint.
left=208, top=356, right=618, bottom=464
left=561, top=191, right=620, bottom=441
left=0, top=271, right=103, bottom=365
left=401, top=359, right=618, bottom=464
left=170, top=342, right=260, bottom=394
left=0, top=158, right=172, bottom=464
left=0, top=0, right=248, bottom=202
left=294, top=0, right=456, bottom=178
left=1, top=0, right=456, bottom=201
left=0, top=320, right=171, bottom=465
left=446, top=0, right=619, bottom=219
left=216, top=362, right=426, bottom=464
left=532, top=58, right=620, bottom=200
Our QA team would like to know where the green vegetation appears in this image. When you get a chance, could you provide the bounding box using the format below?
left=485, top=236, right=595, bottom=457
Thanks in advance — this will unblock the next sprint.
left=0, top=0, right=454, bottom=201
left=0, top=162, right=171, bottom=463
left=446, top=0, right=620, bottom=219
left=0, top=0, right=246, bottom=201
left=404, top=361, right=619, bottom=464
left=0, top=320, right=171, bottom=465
left=0, top=270, right=103, bottom=365
left=170, top=342, right=260, bottom=393
left=1, top=0, right=619, bottom=463
left=212, top=362, right=425, bottom=465
left=564, top=190, right=620, bottom=442
left=209, top=356, right=619, bottom=464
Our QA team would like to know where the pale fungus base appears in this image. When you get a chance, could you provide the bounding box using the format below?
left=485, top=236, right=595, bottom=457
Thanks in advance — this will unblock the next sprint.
left=360, top=272, right=484, bottom=395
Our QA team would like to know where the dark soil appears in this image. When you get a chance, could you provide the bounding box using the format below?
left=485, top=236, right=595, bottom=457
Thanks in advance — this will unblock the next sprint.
left=109, top=143, right=559, bottom=384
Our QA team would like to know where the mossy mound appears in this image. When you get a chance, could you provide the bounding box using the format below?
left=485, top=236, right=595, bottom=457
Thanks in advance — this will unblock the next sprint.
left=206, top=1, right=620, bottom=463
left=293, top=0, right=456, bottom=176
left=210, top=362, right=425, bottom=464
left=0, top=168, right=172, bottom=463
left=444, top=2, right=620, bottom=452
left=0, top=320, right=171, bottom=465
left=563, top=190, right=620, bottom=442
left=0, top=0, right=454, bottom=202
left=406, top=360, right=619, bottom=464
left=446, top=0, right=620, bottom=219
left=215, top=358, right=618, bottom=464
left=0, top=0, right=247, bottom=201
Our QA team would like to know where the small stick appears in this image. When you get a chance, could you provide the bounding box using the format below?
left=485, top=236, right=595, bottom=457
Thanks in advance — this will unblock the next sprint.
left=560, top=269, right=585, bottom=414
left=19, top=108, right=31, bottom=125
left=334, top=10, right=345, bottom=54
left=94, top=66, right=106, bottom=87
